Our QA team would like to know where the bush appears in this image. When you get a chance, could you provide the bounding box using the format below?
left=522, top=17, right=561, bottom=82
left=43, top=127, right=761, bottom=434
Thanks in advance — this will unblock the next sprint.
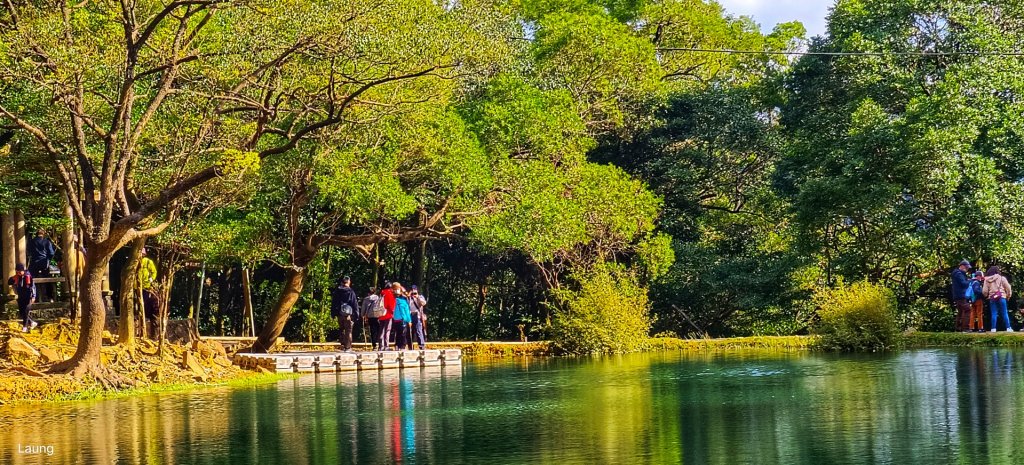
left=813, top=280, right=898, bottom=352
left=551, top=265, right=652, bottom=355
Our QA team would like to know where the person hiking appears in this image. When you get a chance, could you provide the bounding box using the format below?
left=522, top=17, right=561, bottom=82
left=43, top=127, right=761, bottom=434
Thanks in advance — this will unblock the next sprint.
left=138, top=248, right=159, bottom=337
left=983, top=266, right=1014, bottom=332
left=362, top=287, right=381, bottom=350
left=409, top=285, right=427, bottom=350
left=392, top=283, right=412, bottom=350
left=9, top=263, right=37, bottom=333
left=951, top=260, right=973, bottom=332
left=968, top=271, right=985, bottom=332
left=28, top=229, right=55, bottom=302
left=379, top=282, right=397, bottom=350
left=330, top=276, right=359, bottom=351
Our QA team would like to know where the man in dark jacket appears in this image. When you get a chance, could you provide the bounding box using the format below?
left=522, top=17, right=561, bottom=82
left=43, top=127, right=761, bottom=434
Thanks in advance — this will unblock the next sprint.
left=952, top=259, right=973, bottom=332
left=330, top=276, right=359, bottom=351
left=28, top=229, right=55, bottom=301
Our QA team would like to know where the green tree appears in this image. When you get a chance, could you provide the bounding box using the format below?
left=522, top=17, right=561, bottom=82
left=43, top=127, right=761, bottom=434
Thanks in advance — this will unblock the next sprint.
left=779, top=0, right=1024, bottom=326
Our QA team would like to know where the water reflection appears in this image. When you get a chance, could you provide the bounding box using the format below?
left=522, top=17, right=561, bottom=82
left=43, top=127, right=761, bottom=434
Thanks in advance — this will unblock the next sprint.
left=4, top=350, right=1024, bottom=464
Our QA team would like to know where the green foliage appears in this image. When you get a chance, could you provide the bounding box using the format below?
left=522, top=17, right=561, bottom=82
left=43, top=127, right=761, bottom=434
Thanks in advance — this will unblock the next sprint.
left=551, top=264, right=652, bottom=355
left=299, top=305, right=339, bottom=343
left=813, top=281, right=899, bottom=352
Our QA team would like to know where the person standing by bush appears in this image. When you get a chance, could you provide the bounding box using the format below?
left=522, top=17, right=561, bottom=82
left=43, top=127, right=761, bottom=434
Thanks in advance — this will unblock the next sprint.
left=9, top=263, right=37, bottom=333
left=983, top=266, right=1014, bottom=332
left=330, top=276, right=359, bottom=351
left=968, top=271, right=986, bottom=332
left=951, top=260, right=973, bottom=332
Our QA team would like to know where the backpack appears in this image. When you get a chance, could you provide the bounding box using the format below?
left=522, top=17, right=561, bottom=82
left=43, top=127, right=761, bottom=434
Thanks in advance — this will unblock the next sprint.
left=965, top=282, right=975, bottom=301
left=369, top=295, right=386, bottom=318
left=338, top=303, right=353, bottom=315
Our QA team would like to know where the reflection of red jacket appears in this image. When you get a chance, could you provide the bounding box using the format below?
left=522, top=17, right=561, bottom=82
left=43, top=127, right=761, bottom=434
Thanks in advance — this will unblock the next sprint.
left=379, top=289, right=396, bottom=320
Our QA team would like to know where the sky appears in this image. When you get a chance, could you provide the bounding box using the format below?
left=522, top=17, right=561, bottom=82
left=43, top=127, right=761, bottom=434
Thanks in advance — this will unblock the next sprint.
left=716, top=0, right=833, bottom=38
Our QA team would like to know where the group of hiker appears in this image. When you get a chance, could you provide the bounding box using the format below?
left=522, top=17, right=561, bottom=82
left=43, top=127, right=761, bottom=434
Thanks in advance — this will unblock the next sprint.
left=8, top=229, right=71, bottom=333
left=952, top=260, right=1015, bottom=332
left=331, top=277, right=428, bottom=352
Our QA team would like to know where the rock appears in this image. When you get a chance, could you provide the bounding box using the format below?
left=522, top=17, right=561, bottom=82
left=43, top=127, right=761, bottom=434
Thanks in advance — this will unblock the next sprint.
left=10, top=366, right=46, bottom=377
left=214, top=356, right=232, bottom=367
left=207, top=341, right=228, bottom=358
left=39, top=347, right=62, bottom=363
left=102, top=330, right=116, bottom=344
left=256, top=366, right=272, bottom=374
left=149, top=367, right=163, bottom=383
left=6, top=338, right=40, bottom=358
left=183, top=351, right=208, bottom=382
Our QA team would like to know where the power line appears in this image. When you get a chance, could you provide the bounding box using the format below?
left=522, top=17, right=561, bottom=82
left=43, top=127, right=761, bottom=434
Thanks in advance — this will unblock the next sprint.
left=656, top=47, right=1024, bottom=57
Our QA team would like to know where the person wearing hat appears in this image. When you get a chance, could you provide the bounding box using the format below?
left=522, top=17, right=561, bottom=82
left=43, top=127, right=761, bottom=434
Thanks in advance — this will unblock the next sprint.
left=983, top=266, right=1014, bottom=332
left=8, top=263, right=37, bottom=332
left=408, top=285, right=428, bottom=350
left=952, top=260, right=973, bottom=332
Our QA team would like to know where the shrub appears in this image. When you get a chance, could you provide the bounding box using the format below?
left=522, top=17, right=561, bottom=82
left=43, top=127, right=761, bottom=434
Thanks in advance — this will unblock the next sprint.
left=551, top=265, right=652, bottom=355
left=813, top=280, right=898, bottom=352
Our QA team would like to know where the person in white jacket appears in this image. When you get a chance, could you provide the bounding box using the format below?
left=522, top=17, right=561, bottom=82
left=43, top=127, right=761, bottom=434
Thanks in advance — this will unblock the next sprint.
left=983, top=266, right=1014, bottom=332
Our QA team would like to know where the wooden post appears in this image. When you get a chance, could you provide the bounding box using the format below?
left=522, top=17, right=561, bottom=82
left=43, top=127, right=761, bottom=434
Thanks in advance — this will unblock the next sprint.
left=14, top=209, right=26, bottom=268
left=2, top=212, right=14, bottom=296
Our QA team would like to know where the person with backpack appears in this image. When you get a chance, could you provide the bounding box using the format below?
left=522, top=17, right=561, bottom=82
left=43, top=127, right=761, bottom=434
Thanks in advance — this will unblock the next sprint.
left=392, top=283, right=412, bottom=350
left=379, top=282, right=397, bottom=350
left=9, top=263, right=37, bottom=333
left=330, top=276, right=359, bottom=351
left=409, top=285, right=428, bottom=350
left=968, top=271, right=986, bottom=332
left=952, top=260, right=973, bottom=332
left=361, top=287, right=381, bottom=350
left=28, top=229, right=55, bottom=302
left=983, top=266, right=1014, bottom=332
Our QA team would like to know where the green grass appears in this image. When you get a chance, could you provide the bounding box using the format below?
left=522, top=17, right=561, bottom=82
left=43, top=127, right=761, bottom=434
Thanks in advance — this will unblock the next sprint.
left=44, top=372, right=299, bottom=404
left=901, top=331, right=1024, bottom=348
left=648, top=335, right=817, bottom=352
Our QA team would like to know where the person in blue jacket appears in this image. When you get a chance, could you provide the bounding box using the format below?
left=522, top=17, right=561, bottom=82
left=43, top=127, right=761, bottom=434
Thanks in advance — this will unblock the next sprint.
left=392, top=283, right=412, bottom=350
left=951, top=260, right=972, bottom=332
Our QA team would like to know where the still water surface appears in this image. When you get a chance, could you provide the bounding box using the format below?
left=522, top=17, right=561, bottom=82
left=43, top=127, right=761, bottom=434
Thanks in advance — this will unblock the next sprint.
left=3, top=349, right=1024, bottom=464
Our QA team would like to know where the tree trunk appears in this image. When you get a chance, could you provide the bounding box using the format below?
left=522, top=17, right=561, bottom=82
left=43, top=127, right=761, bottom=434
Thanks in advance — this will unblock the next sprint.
left=412, top=240, right=426, bottom=287
left=474, top=280, right=488, bottom=341
left=118, top=238, right=145, bottom=347
left=50, top=254, right=110, bottom=376
left=251, top=266, right=310, bottom=352
left=241, top=267, right=255, bottom=337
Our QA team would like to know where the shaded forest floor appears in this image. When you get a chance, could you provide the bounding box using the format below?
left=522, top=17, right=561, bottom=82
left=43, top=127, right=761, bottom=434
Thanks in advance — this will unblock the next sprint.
left=0, top=320, right=284, bottom=404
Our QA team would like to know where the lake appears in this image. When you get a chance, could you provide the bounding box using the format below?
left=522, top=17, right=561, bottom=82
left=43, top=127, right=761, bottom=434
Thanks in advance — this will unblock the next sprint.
left=3, top=348, right=1024, bottom=464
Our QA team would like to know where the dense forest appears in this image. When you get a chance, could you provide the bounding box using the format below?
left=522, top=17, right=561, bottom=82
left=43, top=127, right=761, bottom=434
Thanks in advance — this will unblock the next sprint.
left=2, top=0, right=1024, bottom=367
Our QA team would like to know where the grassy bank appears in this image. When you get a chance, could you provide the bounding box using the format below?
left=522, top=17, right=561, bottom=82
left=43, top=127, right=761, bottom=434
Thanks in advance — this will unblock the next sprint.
left=649, top=335, right=818, bottom=352
left=901, top=331, right=1024, bottom=348
left=0, top=320, right=298, bottom=405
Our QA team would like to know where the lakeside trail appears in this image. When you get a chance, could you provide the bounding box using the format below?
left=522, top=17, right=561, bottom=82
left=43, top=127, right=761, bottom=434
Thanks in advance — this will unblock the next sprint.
left=0, top=320, right=278, bottom=404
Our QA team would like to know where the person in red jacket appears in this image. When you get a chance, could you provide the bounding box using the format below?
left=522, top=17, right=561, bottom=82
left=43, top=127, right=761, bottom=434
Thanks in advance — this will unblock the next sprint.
left=378, top=282, right=397, bottom=350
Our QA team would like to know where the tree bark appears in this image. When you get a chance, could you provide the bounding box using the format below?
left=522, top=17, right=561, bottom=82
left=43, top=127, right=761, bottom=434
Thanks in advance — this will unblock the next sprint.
left=117, top=238, right=145, bottom=346
left=50, top=253, right=111, bottom=375
left=241, top=267, right=254, bottom=337
left=250, top=265, right=310, bottom=352
left=474, top=280, right=488, bottom=341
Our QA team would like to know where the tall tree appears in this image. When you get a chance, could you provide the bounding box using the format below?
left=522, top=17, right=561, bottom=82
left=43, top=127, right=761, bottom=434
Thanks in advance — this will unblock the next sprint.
left=0, top=0, right=478, bottom=376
